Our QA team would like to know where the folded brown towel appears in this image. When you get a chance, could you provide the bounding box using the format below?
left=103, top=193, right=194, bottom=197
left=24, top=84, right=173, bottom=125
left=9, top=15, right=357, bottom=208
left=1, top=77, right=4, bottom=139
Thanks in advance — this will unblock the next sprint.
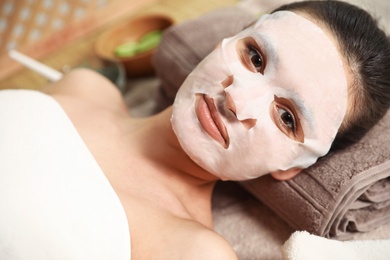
left=152, top=6, right=390, bottom=239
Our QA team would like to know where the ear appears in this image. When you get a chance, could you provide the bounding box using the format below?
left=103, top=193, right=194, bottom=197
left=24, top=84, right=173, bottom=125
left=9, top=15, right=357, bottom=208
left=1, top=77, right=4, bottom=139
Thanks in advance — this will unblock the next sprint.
left=270, top=167, right=302, bottom=181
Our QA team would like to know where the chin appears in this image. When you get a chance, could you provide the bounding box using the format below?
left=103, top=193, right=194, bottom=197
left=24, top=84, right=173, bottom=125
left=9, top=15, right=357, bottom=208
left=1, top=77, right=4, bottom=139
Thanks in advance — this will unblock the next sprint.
left=173, top=133, right=267, bottom=181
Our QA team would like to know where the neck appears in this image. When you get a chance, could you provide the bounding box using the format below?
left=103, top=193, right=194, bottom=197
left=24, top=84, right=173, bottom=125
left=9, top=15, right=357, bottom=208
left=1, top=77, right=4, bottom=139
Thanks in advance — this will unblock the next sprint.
left=129, top=107, right=219, bottom=228
left=146, top=107, right=219, bottom=180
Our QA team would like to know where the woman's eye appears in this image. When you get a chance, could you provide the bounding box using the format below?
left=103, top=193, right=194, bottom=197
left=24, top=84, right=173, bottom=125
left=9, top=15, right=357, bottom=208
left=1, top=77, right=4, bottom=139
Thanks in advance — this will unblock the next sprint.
left=271, top=96, right=304, bottom=143
left=237, top=38, right=266, bottom=74
left=249, top=47, right=264, bottom=74
left=277, top=107, right=296, bottom=132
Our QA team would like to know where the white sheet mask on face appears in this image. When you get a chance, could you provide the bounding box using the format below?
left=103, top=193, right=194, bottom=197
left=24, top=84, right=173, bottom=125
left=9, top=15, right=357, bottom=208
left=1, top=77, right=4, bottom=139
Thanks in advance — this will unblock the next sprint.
left=171, top=11, right=348, bottom=181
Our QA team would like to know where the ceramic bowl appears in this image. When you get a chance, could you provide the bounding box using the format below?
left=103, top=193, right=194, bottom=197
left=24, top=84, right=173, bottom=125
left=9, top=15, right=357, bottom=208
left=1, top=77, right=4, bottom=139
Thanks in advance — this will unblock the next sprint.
left=95, top=14, right=174, bottom=78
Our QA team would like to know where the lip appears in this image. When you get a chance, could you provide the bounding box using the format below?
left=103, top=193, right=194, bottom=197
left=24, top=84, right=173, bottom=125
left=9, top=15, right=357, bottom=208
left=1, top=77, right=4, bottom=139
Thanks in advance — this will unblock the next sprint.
left=195, top=93, right=230, bottom=149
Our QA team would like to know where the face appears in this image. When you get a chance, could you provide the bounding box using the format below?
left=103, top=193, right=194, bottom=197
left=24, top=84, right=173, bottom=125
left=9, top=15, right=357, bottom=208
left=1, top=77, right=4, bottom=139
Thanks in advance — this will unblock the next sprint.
left=171, top=11, right=348, bottom=181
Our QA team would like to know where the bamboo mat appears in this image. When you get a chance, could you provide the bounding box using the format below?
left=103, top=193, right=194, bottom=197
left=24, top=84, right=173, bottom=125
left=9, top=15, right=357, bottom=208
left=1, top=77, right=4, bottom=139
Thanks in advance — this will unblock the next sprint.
left=0, top=0, right=237, bottom=90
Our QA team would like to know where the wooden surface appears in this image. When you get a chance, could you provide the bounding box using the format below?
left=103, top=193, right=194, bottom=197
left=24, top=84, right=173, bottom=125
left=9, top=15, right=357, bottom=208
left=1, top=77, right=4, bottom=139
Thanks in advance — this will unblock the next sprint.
left=0, top=0, right=237, bottom=90
left=0, top=0, right=161, bottom=83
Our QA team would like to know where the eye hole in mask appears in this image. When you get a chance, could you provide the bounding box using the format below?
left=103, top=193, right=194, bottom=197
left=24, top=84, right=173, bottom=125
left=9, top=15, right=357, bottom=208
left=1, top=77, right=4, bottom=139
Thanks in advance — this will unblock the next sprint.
left=237, top=37, right=267, bottom=74
left=270, top=95, right=304, bottom=143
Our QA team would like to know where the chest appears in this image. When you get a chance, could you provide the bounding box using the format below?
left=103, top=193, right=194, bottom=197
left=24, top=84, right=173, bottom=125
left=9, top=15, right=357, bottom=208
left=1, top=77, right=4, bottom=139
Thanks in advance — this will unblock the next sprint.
left=118, top=192, right=205, bottom=260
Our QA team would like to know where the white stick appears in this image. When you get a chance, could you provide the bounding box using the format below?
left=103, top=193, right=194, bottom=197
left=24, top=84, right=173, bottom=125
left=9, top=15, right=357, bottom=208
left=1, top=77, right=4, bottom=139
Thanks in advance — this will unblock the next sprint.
left=8, top=50, right=63, bottom=81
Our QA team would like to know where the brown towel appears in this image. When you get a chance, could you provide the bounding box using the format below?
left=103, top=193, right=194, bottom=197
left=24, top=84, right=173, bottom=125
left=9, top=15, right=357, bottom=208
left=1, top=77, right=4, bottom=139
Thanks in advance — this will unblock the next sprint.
left=152, top=6, right=390, bottom=239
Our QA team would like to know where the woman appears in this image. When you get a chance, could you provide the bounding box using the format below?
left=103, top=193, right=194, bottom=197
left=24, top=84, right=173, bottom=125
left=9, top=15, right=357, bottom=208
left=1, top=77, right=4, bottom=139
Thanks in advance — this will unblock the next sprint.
left=1, top=1, right=389, bottom=259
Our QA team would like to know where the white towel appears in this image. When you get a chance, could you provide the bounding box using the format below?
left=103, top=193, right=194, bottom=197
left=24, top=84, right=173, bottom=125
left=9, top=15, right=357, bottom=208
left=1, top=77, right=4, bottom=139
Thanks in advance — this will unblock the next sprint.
left=282, top=231, right=390, bottom=260
left=0, top=90, right=130, bottom=260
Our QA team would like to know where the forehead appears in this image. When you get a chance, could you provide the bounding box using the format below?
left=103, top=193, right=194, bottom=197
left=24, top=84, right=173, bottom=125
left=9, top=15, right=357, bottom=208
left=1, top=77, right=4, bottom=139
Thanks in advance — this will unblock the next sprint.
left=243, top=11, right=348, bottom=141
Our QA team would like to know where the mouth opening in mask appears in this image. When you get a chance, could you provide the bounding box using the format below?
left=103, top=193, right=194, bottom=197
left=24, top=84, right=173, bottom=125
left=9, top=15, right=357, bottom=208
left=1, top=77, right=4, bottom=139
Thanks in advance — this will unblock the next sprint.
left=195, top=93, right=230, bottom=149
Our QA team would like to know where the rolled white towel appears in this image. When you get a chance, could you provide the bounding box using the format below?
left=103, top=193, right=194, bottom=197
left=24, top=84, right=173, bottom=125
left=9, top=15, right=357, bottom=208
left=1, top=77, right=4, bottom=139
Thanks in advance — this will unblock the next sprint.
left=282, top=231, right=390, bottom=260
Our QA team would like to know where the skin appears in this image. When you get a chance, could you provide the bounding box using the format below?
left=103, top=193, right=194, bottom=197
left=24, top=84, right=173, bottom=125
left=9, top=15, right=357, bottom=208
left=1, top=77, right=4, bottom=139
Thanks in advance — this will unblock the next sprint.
left=39, top=11, right=352, bottom=260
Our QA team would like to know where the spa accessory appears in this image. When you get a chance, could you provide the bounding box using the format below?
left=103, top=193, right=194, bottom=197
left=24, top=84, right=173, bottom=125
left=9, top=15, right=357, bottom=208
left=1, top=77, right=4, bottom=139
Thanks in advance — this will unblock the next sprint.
left=282, top=231, right=390, bottom=260
left=171, top=11, right=348, bottom=181
left=95, top=14, right=174, bottom=77
left=9, top=50, right=126, bottom=92
left=8, top=50, right=63, bottom=81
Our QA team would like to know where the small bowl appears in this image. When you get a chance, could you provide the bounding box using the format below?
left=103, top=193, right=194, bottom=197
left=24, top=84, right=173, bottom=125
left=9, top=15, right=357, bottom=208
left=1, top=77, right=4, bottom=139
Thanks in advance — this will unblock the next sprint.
left=95, top=14, right=174, bottom=78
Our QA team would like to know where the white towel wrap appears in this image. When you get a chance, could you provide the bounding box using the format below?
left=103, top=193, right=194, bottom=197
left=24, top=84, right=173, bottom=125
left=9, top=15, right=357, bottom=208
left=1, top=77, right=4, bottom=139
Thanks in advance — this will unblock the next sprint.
left=0, top=90, right=130, bottom=260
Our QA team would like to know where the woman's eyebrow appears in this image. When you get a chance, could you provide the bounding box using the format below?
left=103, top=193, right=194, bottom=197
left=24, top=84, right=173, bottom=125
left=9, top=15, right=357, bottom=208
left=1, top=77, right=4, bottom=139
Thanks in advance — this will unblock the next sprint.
left=288, top=90, right=314, bottom=129
left=254, top=33, right=279, bottom=65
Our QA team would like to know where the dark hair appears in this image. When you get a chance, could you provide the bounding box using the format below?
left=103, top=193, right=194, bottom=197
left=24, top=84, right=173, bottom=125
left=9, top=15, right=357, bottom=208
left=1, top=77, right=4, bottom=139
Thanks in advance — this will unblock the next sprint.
left=273, top=0, right=390, bottom=150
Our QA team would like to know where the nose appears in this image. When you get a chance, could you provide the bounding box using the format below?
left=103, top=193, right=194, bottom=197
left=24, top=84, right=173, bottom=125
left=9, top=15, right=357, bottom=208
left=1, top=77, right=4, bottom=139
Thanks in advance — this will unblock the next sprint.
left=221, top=75, right=257, bottom=130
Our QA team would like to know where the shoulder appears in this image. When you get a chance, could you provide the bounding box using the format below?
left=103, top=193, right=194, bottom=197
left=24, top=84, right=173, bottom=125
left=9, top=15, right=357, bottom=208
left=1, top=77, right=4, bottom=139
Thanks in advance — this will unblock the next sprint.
left=179, top=225, right=238, bottom=260
left=40, top=68, right=127, bottom=112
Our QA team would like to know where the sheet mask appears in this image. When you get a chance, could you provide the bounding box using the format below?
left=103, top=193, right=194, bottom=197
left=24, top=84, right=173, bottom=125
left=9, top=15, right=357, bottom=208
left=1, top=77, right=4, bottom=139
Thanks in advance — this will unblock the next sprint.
left=171, top=11, right=348, bottom=181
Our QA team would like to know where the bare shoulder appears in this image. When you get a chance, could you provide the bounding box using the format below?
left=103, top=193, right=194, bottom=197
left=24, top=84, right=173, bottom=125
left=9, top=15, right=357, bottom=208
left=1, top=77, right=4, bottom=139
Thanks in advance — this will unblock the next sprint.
left=179, top=224, right=238, bottom=260
left=40, top=68, right=127, bottom=112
